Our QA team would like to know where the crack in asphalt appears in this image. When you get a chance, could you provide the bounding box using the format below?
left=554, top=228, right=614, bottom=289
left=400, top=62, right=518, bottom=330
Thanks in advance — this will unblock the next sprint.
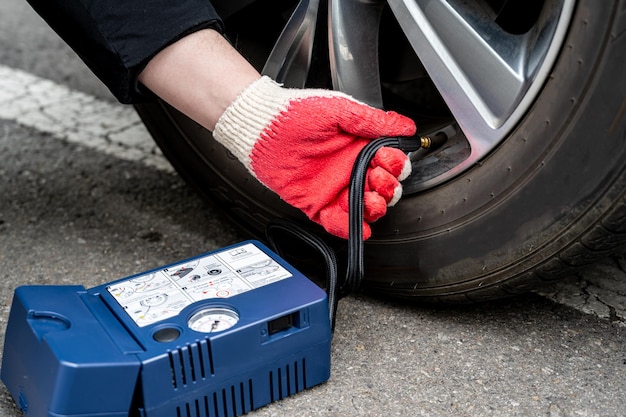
left=537, top=258, right=626, bottom=327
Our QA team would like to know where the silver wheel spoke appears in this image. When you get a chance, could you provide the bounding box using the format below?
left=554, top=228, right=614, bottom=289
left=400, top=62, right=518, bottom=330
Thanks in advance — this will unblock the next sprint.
left=262, top=0, right=320, bottom=88
left=328, top=0, right=386, bottom=107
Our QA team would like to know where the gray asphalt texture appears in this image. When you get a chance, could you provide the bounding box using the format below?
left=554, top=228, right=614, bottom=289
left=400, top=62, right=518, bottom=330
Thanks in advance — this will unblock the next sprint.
left=1, top=1, right=625, bottom=416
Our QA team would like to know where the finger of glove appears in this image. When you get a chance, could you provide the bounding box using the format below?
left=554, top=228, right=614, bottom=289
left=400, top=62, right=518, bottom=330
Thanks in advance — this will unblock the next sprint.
left=363, top=191, right=388, bottom=222
left=318, top=202, right=372, bottom=240
left=367, top=166, right=402, bottom=206
left=335, top=98, right=417, bottom=140
left=371, top=147, right=412, bottom=181
left=337, top=188, right=388, bottom=224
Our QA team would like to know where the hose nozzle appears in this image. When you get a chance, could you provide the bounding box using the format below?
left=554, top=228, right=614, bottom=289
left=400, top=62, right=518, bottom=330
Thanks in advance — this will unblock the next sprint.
left=397, top=132, right=448, bottom=152
left=420, top=132, right=448, bottom=150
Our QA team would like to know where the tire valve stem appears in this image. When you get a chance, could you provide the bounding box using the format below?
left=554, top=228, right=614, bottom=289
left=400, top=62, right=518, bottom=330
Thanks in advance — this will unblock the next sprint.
left=398, top=132, right=448, bottom=152
left=420, top=132, right=448, bottom=150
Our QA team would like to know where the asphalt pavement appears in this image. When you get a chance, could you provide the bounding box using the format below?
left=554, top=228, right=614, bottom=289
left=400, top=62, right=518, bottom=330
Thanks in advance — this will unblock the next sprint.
left=0, top=1, right=624, bottom=416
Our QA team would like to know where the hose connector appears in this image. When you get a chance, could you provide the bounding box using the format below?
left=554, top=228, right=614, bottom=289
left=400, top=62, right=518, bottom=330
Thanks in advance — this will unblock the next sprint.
left=396, top=132, right=448, bottom=152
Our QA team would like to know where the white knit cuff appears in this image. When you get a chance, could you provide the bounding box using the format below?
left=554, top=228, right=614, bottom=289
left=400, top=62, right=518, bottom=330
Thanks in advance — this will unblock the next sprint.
left=213, top=76, right=350, bottom=171
left=213, top=77, right=281, bottom=169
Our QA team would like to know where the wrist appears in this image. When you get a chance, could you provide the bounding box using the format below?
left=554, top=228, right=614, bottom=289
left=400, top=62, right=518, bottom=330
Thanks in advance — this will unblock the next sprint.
left=139, top=29, right=261, bottom=131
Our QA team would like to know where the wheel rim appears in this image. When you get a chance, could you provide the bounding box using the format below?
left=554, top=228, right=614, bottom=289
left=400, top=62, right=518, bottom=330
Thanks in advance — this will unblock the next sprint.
left=263, top=0, right=576, bottom=192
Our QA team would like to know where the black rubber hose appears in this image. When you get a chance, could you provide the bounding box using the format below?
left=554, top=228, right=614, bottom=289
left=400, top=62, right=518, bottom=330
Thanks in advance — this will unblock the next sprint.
left=343, top=132, right=448, bottom=294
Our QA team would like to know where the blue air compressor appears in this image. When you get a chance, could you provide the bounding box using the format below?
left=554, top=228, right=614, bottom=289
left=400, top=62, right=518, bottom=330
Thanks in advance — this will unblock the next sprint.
left=1, top=241, right=332, bottom=417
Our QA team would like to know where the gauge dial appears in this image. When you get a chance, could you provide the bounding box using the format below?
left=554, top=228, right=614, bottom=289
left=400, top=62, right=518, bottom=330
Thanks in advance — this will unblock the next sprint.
left=188, top=307, right=239, bottom=333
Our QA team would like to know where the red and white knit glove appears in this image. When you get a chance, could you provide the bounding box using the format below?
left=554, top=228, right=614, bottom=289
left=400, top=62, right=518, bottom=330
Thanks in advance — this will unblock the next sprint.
left=213, top=76, right=416, bottom=239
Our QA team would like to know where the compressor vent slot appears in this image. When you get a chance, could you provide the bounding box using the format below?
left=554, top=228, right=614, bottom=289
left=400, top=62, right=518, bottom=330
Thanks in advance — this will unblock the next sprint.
left=269, top=358, right=307, bottom=402
left=169, top=339, right=214, bottom=388
left=175, top=380, right=254, bottom=417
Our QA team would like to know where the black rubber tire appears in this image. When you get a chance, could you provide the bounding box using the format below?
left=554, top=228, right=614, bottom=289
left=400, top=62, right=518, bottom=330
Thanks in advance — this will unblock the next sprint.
left=135, top=0, right=626, bottom=302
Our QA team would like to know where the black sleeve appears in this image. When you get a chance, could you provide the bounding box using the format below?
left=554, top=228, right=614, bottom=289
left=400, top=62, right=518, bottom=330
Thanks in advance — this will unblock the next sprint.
left=26, top=0, right=224, bottom=103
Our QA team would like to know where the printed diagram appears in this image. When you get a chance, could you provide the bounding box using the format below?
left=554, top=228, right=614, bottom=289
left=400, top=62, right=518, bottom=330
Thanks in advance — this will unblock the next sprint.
left=167, top=261, right=199, bottom=280
left=188, top=275, right=240, bottom=299
left=107, top=243, right=293, bottom=327
left=108, top=273, right=170, bottom=299
left=132, top=292, right=190, bottom=326
left=108, top=277, right=190, bottom=326
left=237, top=259, right=282, bottom=286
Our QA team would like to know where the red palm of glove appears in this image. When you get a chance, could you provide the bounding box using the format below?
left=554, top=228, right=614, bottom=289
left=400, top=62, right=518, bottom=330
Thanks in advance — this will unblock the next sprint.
left=214, top=77, right=416, bottom=239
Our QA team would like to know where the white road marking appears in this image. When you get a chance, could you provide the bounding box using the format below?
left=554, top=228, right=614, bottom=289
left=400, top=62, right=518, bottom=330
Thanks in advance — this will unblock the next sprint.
left=0, top=64, right=173, bottom=172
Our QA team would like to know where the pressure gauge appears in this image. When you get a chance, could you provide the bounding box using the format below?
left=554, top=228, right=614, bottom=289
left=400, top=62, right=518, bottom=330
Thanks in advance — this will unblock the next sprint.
left=188, top=307, right=239, bottom=333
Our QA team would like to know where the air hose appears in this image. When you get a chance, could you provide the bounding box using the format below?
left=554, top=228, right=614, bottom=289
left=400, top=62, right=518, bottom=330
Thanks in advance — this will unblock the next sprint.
left=267, top=132, right=447, bottom=332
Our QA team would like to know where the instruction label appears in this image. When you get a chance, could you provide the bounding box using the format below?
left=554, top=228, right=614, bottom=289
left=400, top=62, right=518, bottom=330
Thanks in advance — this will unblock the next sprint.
left=107, top=243, right=292, bottom=327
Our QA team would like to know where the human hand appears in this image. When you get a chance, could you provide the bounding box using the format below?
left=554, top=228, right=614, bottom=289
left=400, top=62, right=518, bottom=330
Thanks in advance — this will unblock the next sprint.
left=213, top=76, right=416, bottom=239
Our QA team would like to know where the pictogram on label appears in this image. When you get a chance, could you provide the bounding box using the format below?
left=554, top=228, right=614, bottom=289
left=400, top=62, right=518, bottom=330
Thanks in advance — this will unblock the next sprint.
left=107, top=243, right=292, bottom=326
